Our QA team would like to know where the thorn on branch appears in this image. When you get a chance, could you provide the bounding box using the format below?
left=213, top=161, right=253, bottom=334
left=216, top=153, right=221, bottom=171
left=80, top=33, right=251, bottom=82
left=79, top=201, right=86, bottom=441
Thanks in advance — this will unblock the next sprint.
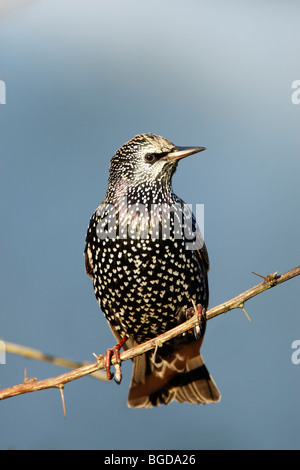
left=24, top=368, right=36, bottom=384
left=58, top=385, right=66, bottom=419
left=252, top=271, right=279, bottom=286
left=238, top=303, right=252, bottom=322
left=93, top=352, right=103, bottom=363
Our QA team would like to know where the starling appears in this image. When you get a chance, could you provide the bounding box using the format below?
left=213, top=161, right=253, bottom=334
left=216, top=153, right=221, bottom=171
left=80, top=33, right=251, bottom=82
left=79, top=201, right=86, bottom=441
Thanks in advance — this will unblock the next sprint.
left=85, top=133, right=221, bottom=407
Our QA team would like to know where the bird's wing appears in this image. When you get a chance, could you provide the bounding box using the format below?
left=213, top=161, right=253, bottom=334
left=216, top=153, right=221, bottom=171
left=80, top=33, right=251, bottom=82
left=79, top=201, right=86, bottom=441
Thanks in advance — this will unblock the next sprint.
left=196, top=241, right=209, bottom=308
left=84, top=246, right=93, bottom=278
left=84, top=202, right=105, bottom=278
left=180, top=200, right=210, bottom=306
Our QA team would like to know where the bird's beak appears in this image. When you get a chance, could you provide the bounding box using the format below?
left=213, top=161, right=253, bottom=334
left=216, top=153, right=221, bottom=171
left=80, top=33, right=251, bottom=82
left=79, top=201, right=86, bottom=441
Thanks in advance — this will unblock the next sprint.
left=164, top=146, right=206, bottom=162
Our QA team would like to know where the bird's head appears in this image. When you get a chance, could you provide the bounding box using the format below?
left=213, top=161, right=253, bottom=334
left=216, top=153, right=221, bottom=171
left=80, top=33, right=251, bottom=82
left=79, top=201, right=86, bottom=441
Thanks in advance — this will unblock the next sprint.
left=106, top=133, right=206, bottom=201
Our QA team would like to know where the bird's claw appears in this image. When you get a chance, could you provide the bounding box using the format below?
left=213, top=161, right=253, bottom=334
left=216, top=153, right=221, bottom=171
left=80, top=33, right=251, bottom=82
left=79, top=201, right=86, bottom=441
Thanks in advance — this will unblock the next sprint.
left=103, top=336, right=127, bottom=384
left=186, top=303, right=206, bottom=339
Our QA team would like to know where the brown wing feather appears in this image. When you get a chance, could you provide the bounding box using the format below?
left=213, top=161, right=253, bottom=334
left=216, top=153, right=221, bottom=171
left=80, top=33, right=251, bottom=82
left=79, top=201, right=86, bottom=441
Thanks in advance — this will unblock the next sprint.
left=85, top=248, right=93, bottom=278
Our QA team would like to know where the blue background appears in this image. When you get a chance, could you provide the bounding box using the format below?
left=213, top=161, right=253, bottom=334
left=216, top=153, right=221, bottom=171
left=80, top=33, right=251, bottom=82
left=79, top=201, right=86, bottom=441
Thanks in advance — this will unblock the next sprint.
left=0, top=0, right=299, bottom=450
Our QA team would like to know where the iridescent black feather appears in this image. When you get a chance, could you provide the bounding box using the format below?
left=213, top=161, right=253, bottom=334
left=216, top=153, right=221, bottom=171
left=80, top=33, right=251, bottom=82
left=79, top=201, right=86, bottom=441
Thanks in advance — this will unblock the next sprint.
left=85, top=133, right=220, bottom=407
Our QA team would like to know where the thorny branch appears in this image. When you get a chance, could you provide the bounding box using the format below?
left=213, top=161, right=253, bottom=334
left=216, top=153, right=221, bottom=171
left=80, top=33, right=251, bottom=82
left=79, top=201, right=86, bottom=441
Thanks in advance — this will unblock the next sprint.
left=0, top=266, right=299, bottom=407
left=3, top=341, right=107, bottom=382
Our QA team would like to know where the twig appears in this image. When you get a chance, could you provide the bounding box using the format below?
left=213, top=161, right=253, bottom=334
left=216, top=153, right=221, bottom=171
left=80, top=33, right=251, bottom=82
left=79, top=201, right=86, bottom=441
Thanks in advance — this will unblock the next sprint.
left=3, top=341, right=107, bottom=382
left=0, top=266, right=299, bottom=401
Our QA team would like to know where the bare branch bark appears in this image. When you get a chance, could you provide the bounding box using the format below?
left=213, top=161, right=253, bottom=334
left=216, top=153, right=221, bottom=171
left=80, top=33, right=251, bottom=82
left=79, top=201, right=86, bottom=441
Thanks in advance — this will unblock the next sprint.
left=0, top=266, right=299, bottom=401
left=4, top=341, right=107, bottom=381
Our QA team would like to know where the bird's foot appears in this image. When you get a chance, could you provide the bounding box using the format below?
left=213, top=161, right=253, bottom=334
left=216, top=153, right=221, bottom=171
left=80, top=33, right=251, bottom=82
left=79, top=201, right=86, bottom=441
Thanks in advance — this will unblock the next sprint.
left=186, top=303, right=206, bottom=339
left=103, top=335, right=127, bottom=384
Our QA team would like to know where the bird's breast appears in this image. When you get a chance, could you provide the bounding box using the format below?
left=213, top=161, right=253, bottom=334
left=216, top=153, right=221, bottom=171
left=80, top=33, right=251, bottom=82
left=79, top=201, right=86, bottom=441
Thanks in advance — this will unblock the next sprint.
left=87, top=199, right=207, bottom=341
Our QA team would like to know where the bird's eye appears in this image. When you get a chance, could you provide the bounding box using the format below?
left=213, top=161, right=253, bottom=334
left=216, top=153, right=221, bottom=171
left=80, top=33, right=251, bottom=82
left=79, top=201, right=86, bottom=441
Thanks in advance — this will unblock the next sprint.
left=145, top=153, right=156, bottom=163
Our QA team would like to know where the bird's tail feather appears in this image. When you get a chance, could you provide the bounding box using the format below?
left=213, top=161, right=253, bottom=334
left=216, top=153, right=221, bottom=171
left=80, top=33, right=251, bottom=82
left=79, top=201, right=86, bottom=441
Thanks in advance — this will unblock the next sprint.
left=127, top=340, right=221, bottom=408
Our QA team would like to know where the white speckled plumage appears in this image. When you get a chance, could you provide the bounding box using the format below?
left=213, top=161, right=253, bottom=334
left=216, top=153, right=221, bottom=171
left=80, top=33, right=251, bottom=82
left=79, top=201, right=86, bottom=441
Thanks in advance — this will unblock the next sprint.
left=85, top=133, right=220, bottom=407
